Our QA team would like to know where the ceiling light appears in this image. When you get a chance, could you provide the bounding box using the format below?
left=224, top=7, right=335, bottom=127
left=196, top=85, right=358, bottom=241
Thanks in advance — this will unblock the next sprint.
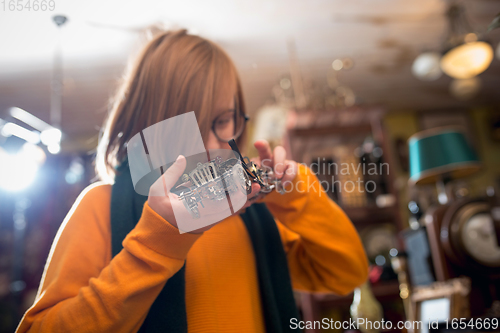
left=9, top=107, right=51, bottom=132
left=412, top=52, right=443, bottom=81
left=47, top=143, right=61, bottom=155
left=440, top=41, right=494, bottom=79
left=449, top=77, right=481, bottom=100
left=1, top=122, right=40, bottom=144
left=279, top=78, right=291, bottom=90
left=0, top=144, right=44, bottom=192
left=332, top=59, right=343, bottom=71
left=40, top=128, right=62, bottom=146
left=21, top=142, right=47, bottom=165
left=464, top=33, right=477, bottom=43
left=412, top=3, right=493, bottom=83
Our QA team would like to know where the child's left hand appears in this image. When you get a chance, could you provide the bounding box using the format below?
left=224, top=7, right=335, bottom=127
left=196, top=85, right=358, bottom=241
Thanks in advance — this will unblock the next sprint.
left=250, top=139, right=298, bottom=200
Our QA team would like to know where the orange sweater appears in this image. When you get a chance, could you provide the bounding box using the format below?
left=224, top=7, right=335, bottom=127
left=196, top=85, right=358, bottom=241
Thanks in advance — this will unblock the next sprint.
left=17, top=164, right=368, bottom=333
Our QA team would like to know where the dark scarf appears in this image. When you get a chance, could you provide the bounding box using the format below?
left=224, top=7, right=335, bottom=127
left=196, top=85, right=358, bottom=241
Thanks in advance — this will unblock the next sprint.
left=110, top=162, right=300, bottom=332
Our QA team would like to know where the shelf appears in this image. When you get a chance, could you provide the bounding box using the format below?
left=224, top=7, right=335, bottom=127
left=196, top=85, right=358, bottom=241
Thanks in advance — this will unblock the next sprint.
left=288, top=112, right=406, bottom=333
left=300, top=280, right=401, bottom=308
left=341, top=205, right=398, bottom=224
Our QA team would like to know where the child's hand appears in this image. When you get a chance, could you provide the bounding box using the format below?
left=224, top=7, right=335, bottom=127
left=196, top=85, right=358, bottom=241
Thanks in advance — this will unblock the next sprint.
left=252, top=140, right=298, bottom=195
left=148, top=155, right=261, bottom=233
left=147, top=155, right=187, bottom=230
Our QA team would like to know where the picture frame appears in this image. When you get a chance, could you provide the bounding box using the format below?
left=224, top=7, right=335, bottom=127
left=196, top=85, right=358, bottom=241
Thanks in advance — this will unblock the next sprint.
left=410, top=277, right=471, bottom=333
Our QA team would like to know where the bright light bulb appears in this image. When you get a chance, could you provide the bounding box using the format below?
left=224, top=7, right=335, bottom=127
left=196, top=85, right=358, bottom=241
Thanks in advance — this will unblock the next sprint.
left=40, top=128, right=62, bottom=146
left=279, top=78, right=291, bottom=90
left=1, top=122, right=40, bottom=144
left=412, top=52, right=443, bottom=81
left=464, top=33, right=477, bottom=43
left=21, top=143, right=46, bottom=165
left=0, top=146, right=40, bottom=192
left=48, top=144, right=61, bottom=155
left=332, top=59, right=343, bottom=71
left=440, top=41, right=494, bottom=79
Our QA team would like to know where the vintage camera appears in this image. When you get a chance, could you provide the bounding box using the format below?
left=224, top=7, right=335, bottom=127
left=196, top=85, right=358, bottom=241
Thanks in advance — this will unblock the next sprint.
left=176, top=139, right=285, bottom=218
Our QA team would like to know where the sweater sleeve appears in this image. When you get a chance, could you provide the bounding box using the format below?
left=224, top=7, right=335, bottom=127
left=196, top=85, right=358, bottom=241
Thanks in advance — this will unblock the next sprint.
left=262, top=164, right=369, bottom=295
left=16, top=183, right=202, bottom=333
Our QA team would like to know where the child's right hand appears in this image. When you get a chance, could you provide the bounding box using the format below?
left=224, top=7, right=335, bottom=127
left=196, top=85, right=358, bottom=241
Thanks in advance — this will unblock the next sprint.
left=148, top=155, right=261, bottom=234
left=147, top=155, right=187, bottom=231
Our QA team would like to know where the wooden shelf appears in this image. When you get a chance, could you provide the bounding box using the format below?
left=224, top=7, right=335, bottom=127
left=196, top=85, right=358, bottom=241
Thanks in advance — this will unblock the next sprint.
left=341, top=205, right=397, bottom=224
left=298, top=281, right=402, bottom=333
left=287, top=110, right=406, bottom=333
left=305, top=280, right=401, bottom=307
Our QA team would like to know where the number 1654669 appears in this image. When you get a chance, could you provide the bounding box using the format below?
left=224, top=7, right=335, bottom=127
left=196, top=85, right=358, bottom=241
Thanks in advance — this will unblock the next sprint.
left=2, top=0, right=55, bottom=11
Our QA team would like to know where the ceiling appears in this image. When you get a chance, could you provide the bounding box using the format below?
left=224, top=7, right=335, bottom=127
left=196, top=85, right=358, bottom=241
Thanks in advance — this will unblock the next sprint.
left=0, top=0, right=499, bottom=151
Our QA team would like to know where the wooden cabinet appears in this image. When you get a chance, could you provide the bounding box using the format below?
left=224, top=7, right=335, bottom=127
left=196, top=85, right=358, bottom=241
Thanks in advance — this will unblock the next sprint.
left=286, top=108, right=406, bottom=332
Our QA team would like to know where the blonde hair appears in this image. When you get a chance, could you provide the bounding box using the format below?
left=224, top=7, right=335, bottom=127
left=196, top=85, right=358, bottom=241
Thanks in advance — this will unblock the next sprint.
left=96, top=29, right=246, bottom=182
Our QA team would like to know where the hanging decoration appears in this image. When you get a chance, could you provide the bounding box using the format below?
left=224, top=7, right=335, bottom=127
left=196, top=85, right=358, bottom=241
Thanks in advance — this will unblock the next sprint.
left=412, top=3, right=495, bottom=100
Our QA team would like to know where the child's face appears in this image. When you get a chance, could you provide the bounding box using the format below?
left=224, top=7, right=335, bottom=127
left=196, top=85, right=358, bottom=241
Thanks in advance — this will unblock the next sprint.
left=207, top=129, right=230, bottom=150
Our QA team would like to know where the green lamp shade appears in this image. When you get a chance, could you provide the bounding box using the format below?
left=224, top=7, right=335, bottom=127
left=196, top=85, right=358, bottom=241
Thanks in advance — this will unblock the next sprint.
left=408, top=127, right=480, bottom=185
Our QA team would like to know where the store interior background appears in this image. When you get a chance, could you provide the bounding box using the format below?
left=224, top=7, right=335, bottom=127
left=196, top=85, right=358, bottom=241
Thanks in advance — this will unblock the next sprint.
left=1, top=0, right=500, bottom=332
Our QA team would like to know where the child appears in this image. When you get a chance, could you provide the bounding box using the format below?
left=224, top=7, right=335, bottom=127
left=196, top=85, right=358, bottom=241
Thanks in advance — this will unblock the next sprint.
left=17, top=29, right=368, bottom=333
